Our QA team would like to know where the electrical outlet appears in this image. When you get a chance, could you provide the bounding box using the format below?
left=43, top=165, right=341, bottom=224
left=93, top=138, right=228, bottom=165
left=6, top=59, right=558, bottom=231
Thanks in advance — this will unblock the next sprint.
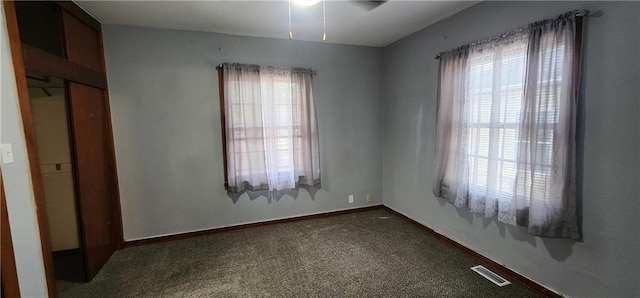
left=366, top=194, right=372, bottom=202
left=348, top=195, right=354, bottom=204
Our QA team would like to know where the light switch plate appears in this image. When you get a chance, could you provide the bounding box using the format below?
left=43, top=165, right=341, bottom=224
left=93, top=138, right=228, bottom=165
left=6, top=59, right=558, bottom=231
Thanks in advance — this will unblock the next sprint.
left=1, top=143, right=15, bottom=164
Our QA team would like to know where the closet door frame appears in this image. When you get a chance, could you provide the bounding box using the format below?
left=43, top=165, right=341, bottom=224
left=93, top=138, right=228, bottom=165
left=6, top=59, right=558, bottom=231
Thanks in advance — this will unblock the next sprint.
left=2, top=1, right=123, bottom=296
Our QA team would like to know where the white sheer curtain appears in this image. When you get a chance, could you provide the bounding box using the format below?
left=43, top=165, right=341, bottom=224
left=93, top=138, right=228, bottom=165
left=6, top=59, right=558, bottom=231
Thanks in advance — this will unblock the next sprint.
left=434, top=11, right=583, bottom=238
left=223, top=63, right=320, bottom=194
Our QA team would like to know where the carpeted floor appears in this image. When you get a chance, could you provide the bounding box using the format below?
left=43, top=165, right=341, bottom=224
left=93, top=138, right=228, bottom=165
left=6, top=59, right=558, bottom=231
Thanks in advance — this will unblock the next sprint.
left=58, top=209, right=539, bottom=297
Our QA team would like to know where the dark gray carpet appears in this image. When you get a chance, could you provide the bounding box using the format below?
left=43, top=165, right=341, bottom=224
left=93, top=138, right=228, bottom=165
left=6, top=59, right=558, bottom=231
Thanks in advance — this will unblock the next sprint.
left=58, top=209, right=539, bottom=297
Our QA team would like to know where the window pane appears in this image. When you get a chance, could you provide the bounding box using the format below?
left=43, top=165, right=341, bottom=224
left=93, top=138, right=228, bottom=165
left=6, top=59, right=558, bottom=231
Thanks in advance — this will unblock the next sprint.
left=228, top=76, right=301, bottom=177
left=466, top=41, right=529, bottom=197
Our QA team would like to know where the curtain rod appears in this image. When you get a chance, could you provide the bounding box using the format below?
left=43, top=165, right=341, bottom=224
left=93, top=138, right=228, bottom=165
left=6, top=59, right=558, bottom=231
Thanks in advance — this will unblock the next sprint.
left=434, top=9, right=590, bottom=60
left=216, top=63, right=317, bottom=75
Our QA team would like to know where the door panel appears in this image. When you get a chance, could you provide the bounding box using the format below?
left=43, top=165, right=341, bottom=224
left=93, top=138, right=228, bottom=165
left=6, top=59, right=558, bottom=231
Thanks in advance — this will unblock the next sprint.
left=68, top=82, right=114, bottom=280
left=62, top=11, right=102, bottom=71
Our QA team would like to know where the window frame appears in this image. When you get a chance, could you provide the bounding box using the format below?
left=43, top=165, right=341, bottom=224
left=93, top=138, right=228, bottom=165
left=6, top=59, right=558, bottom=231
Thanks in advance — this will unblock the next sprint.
left=217, top=66, right=307, bottom=190
left=461, top=38, right=571, bottom=204
left=433, top=11, right=585, bottom=238
left=463, top=42, right=529, bottom=201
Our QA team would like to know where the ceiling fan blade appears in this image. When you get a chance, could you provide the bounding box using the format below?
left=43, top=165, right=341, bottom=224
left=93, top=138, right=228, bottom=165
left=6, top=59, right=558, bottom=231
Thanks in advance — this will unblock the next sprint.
left=351, top=0, right=388, bottom=11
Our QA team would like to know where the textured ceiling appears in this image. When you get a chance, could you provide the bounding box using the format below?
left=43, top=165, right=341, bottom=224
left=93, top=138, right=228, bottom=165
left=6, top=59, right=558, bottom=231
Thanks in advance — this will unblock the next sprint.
left=75, top=0, right=478, bottom=47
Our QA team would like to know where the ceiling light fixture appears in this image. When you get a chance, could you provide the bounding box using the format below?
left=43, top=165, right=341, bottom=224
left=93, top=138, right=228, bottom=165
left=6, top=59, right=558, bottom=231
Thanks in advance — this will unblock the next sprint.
left=288, top=0, right=327, bottom=42
left=292, top=0, right=321, bottom=6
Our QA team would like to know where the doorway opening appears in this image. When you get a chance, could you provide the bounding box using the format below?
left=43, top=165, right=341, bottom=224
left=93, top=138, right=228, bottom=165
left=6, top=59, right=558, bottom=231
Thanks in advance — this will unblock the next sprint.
left=26, top=73, right=86, bottom=283
left=7, top=1, right=123, bottom=294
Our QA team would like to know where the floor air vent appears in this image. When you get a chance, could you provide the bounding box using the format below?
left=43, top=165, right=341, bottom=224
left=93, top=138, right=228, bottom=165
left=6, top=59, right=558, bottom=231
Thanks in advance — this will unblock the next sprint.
left=471, top=265, right=511, bottom=287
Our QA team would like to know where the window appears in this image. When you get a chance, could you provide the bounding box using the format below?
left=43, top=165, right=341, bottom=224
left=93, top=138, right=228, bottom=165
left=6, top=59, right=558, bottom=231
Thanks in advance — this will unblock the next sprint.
left=218, top=64, right=321, bottom=194
left=466, top=41, right=527, bottom=201
left=433, top=11, right=584, bottom=238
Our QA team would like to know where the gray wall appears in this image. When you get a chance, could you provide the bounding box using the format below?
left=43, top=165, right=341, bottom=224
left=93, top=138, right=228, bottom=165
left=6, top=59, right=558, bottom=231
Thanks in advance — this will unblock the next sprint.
left=102, top=26, right=384, bottom=241
left=0, top=4, right=48, bottom=297
left=6, top=2, right=638, bottom=296
left=382, top=1, right=639, bottom=297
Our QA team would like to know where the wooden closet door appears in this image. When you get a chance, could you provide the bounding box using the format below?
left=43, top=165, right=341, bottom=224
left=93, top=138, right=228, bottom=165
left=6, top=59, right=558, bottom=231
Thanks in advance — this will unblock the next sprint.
left=63, top=9, right=121, bottom=280
left=68, top=82, right=115, bottom=280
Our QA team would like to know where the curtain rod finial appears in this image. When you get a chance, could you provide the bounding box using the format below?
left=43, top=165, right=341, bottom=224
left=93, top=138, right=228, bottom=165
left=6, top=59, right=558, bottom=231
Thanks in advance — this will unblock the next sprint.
left=575, top=9, right=590, bottom=17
